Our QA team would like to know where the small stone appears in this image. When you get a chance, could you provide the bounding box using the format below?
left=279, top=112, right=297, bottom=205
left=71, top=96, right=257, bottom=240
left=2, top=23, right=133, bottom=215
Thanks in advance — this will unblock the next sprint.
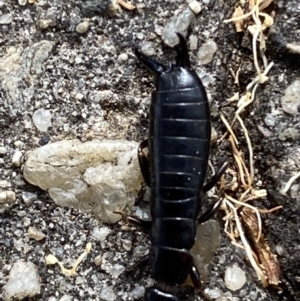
left=14, top=141, right=23, bottom=148
left=38, top=134, right=50, bottom=146
left=38, top=19, right=56, bottom=29
left=94, top=255, right=102, bottom=266
left=121, top=239, right=132, bottom=251
left=154, top=24, right=163, bottom=36
left=132, top=286, right=145, bottom=299
left=0, top=180, right=10, bottom=188
left=32, top=108, right=52, bottom=132
left=275, top=244, right=287, bottom=256
left=257, top=125, right=273, bottom=138
left=0, top=191, right=16, bottom=204
left=281, top=79, right=300, bottom=115
left=48, top=297, right=57, bottom=301
left=23, top=140, right=142, bottom=223
left=22, top=191, right=37, bottom=206
left=162, top=7, right=194, bottom=47
left=189, top=1, right=202, bottom=14
left=136, top=32, right=144, bottom=40
left=12, top=150, right=22, bottom=167
left=0, top=146, right=7, bottom=154
left=27, top=226, right=46, bottom=241
left=278, top=127, right=299, bottom=140
left=197, top=40, right=218, bottom=65
left=224, top=265, right=246, bottom=291
left=141, top=42, right=155, bottom=56
left=76, top=21, right=89, bottom=33
left=92, top=227, right=111, bottom=242
left=59, top=295, right=72, bottom=301
left=110, top=264, right=125, bottom=278
left=118, top=53, right=128, bottom=62
left=189, top=34, right=198, bottom=50
left=22, top=217, right=31, bottom=227
left=290, top=184, right=299, bottom=199
left=0, top=13, right=13, bottom=25
left=99, top=286, right=116, bottom=301
left=4, top=261, right=41, bottom=301
left=18, top=0, right=27, bottom=5
left=75, top=92, right=84, bottom=100
left=204, top=287, right=222, bottom=299
left=249, top=290, right=258, bottom=300
left=264, top=113, right=276, bottom=127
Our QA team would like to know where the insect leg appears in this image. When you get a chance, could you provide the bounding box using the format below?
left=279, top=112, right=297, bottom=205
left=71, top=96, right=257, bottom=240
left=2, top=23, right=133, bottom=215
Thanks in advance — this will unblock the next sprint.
left=127, top=215, right=151, bottom=229
left=114, top=211, right=151, bottom=229
left=129, top=254, right=149, bottom=271
left=197, top=198, right=224, bottom=224
left=190, top=264, right=201, bottom=290
left=202, top=162, right=229, bottom=192
left=190, top=265, right=214, bottom=301
left=138, top=139, right=151, bottom=187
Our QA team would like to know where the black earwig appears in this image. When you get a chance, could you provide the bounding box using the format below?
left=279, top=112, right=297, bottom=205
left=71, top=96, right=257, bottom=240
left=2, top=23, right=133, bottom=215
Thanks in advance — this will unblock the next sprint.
left=130, top=34, right=228, bottom=301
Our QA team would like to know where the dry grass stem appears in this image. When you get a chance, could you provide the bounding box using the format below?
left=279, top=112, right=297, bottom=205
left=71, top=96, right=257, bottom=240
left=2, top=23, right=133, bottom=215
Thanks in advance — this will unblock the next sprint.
left=241, top=207, right=281, bottom=286
left=118, top=0, right=135, bottom=10
left=258, top=206, right=283, bottom=213
left=225, top=193, right=262, bottom=242
left=225, top=199, right=268, bottom=286
left=236, top=115, right=254, bottom=184
left=280, top=171, right=300, bottom=195
left=220, top=113, right=239, bottom=145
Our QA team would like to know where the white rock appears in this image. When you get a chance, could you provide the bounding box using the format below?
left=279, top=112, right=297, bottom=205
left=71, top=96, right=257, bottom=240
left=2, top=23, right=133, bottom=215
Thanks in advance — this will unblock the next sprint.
left=94, top=255, right=102, bottom=266
left=110, top=264, right=125, bottom=278
left=118, top=53, right=128, bottom=62
left=224, top=265, right=246, bottom=291
left=189, top=1, right=202, bottom=14
left=0, top=13, right=12, bottom=24
left=12, top=150, right=22, bottom=167
left=0, top=146, right=7, bottom=154
left=27, top=226, right=45, bottom=241
left=197, top=40, right=218, bottom=65
left=162, top=8, right=194, bottom=47
left=141, top=42, right=155, bottom=56
left=4, top=261, right=41, bottom=301
left=32, top=108, right=52, bottom=132
left=189, top=34, right=198, bottom=50
left=92, top=226, right=111, bottom=241
left=132, top=286, right=145, bottom=299
left=76, top=21, right=89, bottom=34
left=38, top=19, right=56, bottom=29
left=23, top=140, right=143, bottom=223
left=18, top=0, right=27, bottom=5
left=59, top=295, right=72, bottom=301
left=281, top=79, right=300, bottom=115
left=22, top=191, right=37, bottom=206
left=99, top=286, right=116, bottom=301
left=0, top=191, right=16, bottom=204
left=0, top=180, right=10, bottom=188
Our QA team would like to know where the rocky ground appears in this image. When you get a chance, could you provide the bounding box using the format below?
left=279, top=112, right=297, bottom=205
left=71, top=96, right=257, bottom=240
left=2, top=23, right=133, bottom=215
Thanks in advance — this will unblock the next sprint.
left=0, top=0, right=299, bottom=301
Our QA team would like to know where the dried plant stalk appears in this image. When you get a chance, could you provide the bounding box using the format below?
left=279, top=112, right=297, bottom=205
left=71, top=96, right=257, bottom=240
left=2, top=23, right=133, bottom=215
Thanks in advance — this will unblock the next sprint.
left=241, top=207, right=281, bottom=286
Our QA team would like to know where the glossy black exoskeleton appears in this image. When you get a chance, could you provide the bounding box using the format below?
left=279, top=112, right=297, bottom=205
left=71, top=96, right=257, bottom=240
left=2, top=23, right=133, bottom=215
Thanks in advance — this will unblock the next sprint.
left=130, top=34, right=228, bottom=301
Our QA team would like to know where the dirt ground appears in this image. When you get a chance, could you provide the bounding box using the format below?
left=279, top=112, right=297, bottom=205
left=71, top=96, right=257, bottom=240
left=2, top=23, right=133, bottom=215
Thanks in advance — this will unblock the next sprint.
left=0, top=0, right=299, bottom=301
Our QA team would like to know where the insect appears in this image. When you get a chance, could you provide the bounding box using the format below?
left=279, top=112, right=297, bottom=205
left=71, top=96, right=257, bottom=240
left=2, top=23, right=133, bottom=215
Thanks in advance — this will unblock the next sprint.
left=128, top=34, right=228, bottom=301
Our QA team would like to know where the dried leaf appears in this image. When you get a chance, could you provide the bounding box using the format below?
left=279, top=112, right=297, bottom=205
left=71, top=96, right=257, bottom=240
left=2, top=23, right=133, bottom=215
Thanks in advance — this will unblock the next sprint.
left=241, top=207, right=281, bottom=286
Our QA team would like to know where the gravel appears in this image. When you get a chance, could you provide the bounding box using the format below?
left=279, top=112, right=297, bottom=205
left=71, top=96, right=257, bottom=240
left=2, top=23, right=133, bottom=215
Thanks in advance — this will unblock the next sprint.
left=0, top=0, right=299, bottom=301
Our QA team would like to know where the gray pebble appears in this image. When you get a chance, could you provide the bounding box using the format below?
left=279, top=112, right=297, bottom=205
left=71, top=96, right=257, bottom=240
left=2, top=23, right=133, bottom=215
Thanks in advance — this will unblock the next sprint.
left=76, top=21, right=89, bottom=34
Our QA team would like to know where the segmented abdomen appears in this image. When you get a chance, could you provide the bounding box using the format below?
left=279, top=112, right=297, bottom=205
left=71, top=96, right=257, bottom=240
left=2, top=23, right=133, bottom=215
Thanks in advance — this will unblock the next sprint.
left=149, top=85, right=211, bottom=250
